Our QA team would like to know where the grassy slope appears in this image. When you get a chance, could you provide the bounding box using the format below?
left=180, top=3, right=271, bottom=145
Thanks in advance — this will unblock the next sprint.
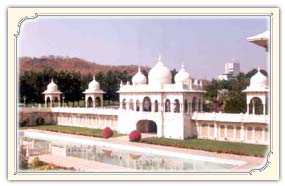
left=141, top=137, right=268, bottom=157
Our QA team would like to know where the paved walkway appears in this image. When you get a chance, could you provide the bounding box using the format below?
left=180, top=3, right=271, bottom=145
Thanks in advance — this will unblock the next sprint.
left=23, top=129, right=265, bottom=172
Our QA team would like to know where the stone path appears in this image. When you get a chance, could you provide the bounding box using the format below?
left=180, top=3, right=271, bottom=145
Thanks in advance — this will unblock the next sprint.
left=23, top=129, right=265, bottom=172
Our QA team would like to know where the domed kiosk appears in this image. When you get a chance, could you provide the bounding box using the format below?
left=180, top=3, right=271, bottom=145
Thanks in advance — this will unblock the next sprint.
left=148, top=56, right=172, bottom=86
left=243, top=67, right=269, bottom=115
left=43, top=78, right=62, bottom=107
left=174, top=64, right=191, bottom=84
left=117, top=56, right=205, bottom=139
left=83, top=76, right=105, bottom=108
left=132, top=66, right=147, bottom=85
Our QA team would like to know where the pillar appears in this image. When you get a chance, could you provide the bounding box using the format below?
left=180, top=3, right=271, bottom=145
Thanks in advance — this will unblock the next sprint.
left=214, top=123, right=218, bottom=139
left=263, top=104, right=266, bottom=115
left=252, top=100, right=255, bottom=115
left=246, top=104, right=249, bottom=114
left=262, top=128, right=265, bottom=143
left=241, top=124, right=245, bottom=142
left=140, top=102, right=143, bottom=112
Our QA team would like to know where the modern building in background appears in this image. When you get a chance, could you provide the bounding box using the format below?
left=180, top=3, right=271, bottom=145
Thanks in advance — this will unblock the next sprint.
left=217, top=59, right=240, bottom=81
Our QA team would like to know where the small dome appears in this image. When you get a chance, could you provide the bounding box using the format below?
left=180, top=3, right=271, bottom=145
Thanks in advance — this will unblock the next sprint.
left=175, top=64, right=191, bottom=83
left=88, top=76, right=100, bottom=91
left=132, top=66, right=147, bottom=85
left=148, top=56, right=172, bottom=86
left=47, top=78, right=59, bottom=92
left=250, top=67, right=268, bottom=88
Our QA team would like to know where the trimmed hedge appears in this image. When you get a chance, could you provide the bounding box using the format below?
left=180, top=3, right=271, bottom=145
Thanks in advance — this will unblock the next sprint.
left=129, top=130, right=141, bottom=142
left=102, top=127, right=113, bottom=138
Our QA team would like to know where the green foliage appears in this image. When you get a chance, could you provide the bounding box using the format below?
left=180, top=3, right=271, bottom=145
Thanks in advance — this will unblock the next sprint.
left=19, top=119, right=28, bottom=127
left=19, top=145, right=28, bottom=169
left=36, top=117, right=45, bottom=125
left=31, top=157, right=45, bottom=168
left=204, top=68, right=267, bottom=113
left=141, top=137, right=268, bottom=157
left=19, top=67, right=132, bottom=106
left=24, top=125, right=124, bottom=138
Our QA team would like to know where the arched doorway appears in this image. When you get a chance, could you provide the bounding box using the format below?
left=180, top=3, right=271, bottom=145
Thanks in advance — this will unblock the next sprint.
left=136, top=120, right=157, bottom=134
left=143, top=97, right=151, bottom=112
left=87, top=97, right=93, bottom=107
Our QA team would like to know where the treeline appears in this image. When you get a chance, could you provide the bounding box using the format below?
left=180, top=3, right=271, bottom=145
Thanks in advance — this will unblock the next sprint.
left=19, top=67, right=132, bottom=105
left=204, top=69, right=267, bottom=113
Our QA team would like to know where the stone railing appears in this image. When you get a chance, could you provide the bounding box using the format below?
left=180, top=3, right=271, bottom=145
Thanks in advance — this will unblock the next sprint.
left=19, top=107, right=119, bottom=116
left=191, top=112, right=270, bottom=124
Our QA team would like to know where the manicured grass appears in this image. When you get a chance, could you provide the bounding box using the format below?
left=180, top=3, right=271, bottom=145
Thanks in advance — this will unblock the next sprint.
left=141, top=137, right=268, bottom=157
left=22, top=125, right=124, bottom=138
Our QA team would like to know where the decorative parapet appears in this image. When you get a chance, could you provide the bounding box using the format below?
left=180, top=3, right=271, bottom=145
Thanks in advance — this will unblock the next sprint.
left=118, top=81, right=204, bottom=93
left=19, top=107, right=119, bottom=116
left=191, top=112, right=269, bottom=124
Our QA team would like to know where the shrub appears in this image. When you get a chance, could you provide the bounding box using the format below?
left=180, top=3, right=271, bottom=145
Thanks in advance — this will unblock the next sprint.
left=102, top=127, right=113, bottom=138
left=36, top=117, right=45, bottom=125
left=19, top=145, right=28, bottom=169
left=31, top=157, right=45, bottom=168
left=129, top=130, right=141, bottom=142
left=19, top=119, right=28, bottom=127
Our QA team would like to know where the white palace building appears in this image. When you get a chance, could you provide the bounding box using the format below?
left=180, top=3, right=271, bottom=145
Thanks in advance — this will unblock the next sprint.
left=19, top=56, right=269, bottom=145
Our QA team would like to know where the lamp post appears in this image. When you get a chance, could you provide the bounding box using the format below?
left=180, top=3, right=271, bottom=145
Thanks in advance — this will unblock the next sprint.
left=23, top=96, right=26, bottom=107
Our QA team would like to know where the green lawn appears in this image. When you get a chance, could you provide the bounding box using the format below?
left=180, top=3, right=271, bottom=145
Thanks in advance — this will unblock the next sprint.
left=141, top=137, right=268, bottom=157
left=22, top=125, right=124, bottom=138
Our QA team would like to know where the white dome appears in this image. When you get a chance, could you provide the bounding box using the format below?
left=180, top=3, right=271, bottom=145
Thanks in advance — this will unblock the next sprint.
left=175, top=64, right=191, bottom=83
left=88, top=76, right=100, bottom=91
left=250, top=68, right=268, bottom=88
left=148, top=56, right=172, bottom=86
left=47, top=78, right=59, bottom=92
left=132, top=67, right=147, bottom=85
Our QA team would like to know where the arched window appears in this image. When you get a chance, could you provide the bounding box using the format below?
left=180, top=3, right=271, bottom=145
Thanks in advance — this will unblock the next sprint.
left=53, top=97, right=59, bottom=107
left=129, top=99, right=134, bottom=110
left=87, top=97, right=93, bottom=107
left=154, top=100, right=158, bottom=112
left=192, top=97, right=197, bottom=112
left=165, top=99, right=171, bottom=112
left=143, top=97, right=151, bottom=112
left=46, top=97, right=51, bottom=107
left=184, top=99, right=188, bottom=113
left=174, top=99, right=180, bottom=113
left=198, top=99, right=201, bottom=112
left=136, top=100, right=140, bottom=111
left=95, top=97, right=101, bottom=107
left=249, top=97, right=263, bottom=115
left=122, top=98, right=126, bottom=110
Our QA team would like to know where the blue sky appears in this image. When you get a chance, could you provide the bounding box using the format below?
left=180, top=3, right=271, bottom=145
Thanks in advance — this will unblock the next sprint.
left=19, top=16, right=268, bottom=79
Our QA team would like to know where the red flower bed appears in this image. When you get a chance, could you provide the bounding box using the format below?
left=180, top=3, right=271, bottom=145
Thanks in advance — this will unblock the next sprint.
left=129, top=130, right=141, bottom=142
left=102, top=127, right=113, bottom=138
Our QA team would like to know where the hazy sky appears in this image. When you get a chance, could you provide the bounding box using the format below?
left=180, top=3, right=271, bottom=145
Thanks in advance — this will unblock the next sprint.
left=19, top=16, right=268, bottom=79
